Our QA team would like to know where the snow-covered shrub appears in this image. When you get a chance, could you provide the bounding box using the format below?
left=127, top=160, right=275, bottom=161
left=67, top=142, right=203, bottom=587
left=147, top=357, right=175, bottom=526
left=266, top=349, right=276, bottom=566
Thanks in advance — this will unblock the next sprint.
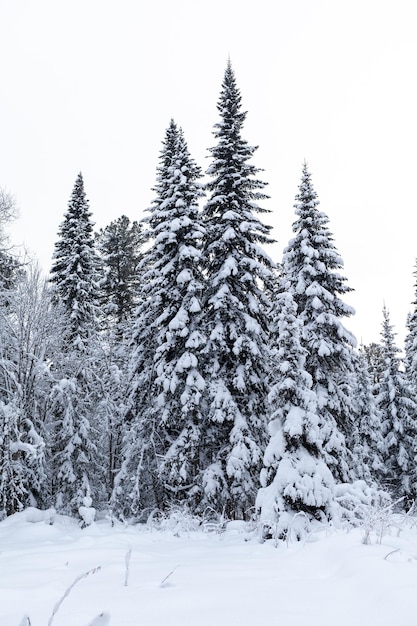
left=146, top=505, right=202, bottom=534
left=144, top=504, right=239, bottom=535
left=352, top=493, right=417, bottom=545
left=331, top=480, right=391, bottom=532
left=257, top=449, right=335, bottom=542
left=79, top=496, right=96, bottom=527
left=23, top=507, right=56, bottom=524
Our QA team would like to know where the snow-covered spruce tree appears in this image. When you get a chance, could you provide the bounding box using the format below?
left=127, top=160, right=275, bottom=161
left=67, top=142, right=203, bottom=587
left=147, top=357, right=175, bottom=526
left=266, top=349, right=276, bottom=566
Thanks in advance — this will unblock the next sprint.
left=256, top=291, right=334, bottom=539
left=50, top=172, right=100, bottom=349
left=95, top=216, right=145, bottom=498
left=96, top=215, right=144, bottom=332
left=112, top=120, right=206, bottom=518
left=282, top=163, right=356, bottom=483
left=49, top=173, right=103, bottom=516
left=404, top=261, right=417, bottom=392
left=375, top=305, right=417, bottom=503
left=363, top=341, right=386, bottom=388
left=350, top=348, right=385, bottom=485
left=152, top=128, right=206, bottom=508
left=49, top=369, right=103, bottom=515
left=199, top=61, right=275, bottom=519
left=112, top=121, right=182, bottom=519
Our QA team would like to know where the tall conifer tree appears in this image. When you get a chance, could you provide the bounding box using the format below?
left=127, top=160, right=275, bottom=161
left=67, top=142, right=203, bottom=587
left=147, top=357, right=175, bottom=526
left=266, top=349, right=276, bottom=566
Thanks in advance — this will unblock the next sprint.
left=282, top=163, right=356, bottom=483
left=350, top=348, right=385, bottom=485
left=50, top=173, right=99, bottom=350
left=113, top=121, right=206, bottom=517
left=95, top=216, right=145, bottom=498
left=256, top=291, right=334, bottom=538
left=376, top=306, right=417, bottom=502
left=404, top=261, right=417, bottom=392
left=96, top=215, right=144, bottom=331
left=49, top=173, right=102, bottom=515
left=199, top=61, right=275, bottom=519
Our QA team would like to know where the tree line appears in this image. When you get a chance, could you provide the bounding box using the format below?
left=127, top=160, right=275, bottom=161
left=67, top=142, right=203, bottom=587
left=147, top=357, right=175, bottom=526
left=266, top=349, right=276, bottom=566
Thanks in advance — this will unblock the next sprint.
left=1, top=61, right=417, bottom=538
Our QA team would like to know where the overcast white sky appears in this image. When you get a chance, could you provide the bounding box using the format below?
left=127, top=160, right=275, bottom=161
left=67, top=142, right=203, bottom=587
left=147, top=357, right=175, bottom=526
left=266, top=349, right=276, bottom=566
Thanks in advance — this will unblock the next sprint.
left=1, top=0, right=416, bottom=347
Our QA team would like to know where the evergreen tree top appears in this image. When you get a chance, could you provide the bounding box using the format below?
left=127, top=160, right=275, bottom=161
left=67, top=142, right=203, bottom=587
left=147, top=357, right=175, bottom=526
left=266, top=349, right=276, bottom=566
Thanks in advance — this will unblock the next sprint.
left=62, top=172, right=93, bottom=225
left=50, top=172, right=99, bottom=348
left=203, top=61, right=274, bottom=273
left=51, top=172, right=95, bottom=268
left=404, top=260, right=417, bottom=380
left=284, top=162, right=354, bottom=310
left=132, top=120, right=205, bottom=346
left=144, top=119, right=204, bottom=240
left=292, top=163, right=337, bottom=249
left=213, top=59, right=246, bottom=133
left=380, top=304, right=401, bottom=362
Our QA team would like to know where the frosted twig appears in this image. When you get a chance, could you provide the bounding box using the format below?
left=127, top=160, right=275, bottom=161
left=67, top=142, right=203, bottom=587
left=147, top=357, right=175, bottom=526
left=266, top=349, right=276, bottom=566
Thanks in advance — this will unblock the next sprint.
left=384, top=548, right=400, bottom=561
left=124, top=547, right=132, bottom=587
left=160, top=565, right=180, bottom=587
left=47, top=566, right=101, bottom=626
left=286, top=511, right=309, bottom=547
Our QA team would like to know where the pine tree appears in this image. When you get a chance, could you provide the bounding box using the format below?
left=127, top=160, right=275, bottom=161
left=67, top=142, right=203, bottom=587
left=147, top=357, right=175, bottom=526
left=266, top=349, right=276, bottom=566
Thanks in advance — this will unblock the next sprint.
left=282, top=163, right=356, bottom=484
left=199, top=61, right=275, bottom=519
left=113, top=120, right=206, bottom=517
left=152, top=128, right=206, bottom=508
left=350, top=348, right=385, bottom=485
left=50, top=172, right=100, bottom=350
left=95, top=215, right=145, bottom=499
left=113, top=121, right=181, bottom=518
left=363, top=342, right=386, bottom=387
left=49, top=173, right=103, bottom=516
left=375, top=306, right=417, bottom=503
left=49, top=374, right=99, bottom=515
left=96, top=215, right=144, bottom=330
left=256, top=291, right=334, bottom=539
left=404, top=261, right=417, bottom=392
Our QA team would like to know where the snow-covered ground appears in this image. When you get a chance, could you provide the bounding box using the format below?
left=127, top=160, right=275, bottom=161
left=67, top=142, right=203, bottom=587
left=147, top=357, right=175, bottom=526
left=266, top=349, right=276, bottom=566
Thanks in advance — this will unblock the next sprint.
left=2, top=509, right=417, bottom=626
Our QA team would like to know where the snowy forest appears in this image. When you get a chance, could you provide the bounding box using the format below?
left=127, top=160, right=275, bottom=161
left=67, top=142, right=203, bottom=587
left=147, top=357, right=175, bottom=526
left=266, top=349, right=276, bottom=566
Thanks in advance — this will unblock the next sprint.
left=2, top=60, right=417, bottom=539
